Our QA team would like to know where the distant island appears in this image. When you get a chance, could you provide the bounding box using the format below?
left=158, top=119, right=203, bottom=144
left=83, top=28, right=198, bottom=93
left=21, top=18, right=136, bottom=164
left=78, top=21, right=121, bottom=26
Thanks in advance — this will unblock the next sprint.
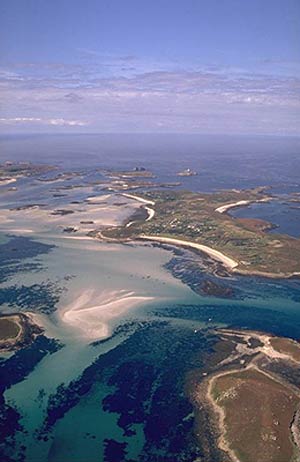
left=177, top=168, right=198, bottom=176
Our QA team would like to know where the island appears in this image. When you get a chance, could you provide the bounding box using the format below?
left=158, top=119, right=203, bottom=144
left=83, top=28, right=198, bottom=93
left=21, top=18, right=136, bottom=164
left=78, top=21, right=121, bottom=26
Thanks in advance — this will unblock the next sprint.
left=104, top=168, right=156, bottom=179
left=177, top=168, right=198, bottom=176
left=192, top=329, right=300, bottom=462
left=96, top=188, right=300, bottom=277
left=0, top=313, right=42, bottom=351
left=0, top=161, right=55, bottom=182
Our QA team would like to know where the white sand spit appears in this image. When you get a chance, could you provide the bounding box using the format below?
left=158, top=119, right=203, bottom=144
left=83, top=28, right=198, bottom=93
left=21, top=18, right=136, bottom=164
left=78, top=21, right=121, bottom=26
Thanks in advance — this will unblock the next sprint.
left=60, top=289, right=154, bottom=339
left=215, top=198, right=270, bottom=214
left=145, top=206, right=155, bottom=221
left=215, top=200, right=250, bottom=214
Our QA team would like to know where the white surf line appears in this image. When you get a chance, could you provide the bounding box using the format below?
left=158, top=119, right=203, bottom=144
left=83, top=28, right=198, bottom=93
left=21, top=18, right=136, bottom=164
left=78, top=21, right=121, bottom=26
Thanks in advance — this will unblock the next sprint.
left=215, top=197, right=270, bottom=214
left=140, top=235, right=238, bottom=270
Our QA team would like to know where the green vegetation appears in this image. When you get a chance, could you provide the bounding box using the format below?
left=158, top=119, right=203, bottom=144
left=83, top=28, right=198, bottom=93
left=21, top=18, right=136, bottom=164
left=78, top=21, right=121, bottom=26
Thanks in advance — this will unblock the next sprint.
left=102, top=188, right=300, bottom=276
left=0, top=318, right=20, bottom=341
left=0, top=314, right=42, bottom=351
left=200, top=330, right=300, bottom=462
left=213, top=368, right=300, bottom=462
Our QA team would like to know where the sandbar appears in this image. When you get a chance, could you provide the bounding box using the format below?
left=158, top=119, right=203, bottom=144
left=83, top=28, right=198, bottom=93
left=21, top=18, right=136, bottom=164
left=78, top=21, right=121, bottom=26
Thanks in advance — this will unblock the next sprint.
left=60, top=288, right=154, bottom=339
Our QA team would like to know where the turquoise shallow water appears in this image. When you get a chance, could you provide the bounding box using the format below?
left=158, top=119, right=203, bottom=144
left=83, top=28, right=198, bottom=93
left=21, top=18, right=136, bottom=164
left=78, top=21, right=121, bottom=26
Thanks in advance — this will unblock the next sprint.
left=0, top=135, right=300, bottom=461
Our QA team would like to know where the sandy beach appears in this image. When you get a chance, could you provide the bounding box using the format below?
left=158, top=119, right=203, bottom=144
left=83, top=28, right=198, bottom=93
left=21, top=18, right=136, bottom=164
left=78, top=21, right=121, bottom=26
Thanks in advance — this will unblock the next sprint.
left=139, top=235, right=238, bottom=270
left=215, top=200, right=250, bottom=214
left=145, top=205, right=155, bottom=221
left=215, top=197, right=270, bottom=214
left=122, top=193, right=155, bottom=206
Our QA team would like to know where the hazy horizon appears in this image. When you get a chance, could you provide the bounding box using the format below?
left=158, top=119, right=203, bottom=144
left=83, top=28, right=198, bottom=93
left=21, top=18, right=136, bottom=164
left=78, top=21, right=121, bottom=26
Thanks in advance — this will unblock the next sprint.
left=1, top=0, right=299, bottom=136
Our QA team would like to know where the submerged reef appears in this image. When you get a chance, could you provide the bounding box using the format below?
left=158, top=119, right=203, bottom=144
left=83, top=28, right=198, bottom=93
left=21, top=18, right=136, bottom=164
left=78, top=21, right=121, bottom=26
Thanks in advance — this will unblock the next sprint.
left=0, top=335, right=62, bottom=462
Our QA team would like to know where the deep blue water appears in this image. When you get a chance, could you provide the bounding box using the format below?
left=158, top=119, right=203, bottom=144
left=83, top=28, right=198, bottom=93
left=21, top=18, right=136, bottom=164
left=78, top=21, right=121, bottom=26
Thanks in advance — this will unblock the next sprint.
left=231, top=200, right=300, bottom=238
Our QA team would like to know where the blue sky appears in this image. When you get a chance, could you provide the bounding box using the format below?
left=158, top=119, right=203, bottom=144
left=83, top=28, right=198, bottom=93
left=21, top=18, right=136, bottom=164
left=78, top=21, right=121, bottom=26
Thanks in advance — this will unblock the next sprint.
left=0, top=0, right=299, bottom=134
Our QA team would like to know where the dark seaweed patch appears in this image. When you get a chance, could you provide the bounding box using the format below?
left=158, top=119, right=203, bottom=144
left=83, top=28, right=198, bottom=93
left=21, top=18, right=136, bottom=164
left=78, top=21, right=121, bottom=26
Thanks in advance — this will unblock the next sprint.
left=0, top=335, right=62, bottom=392
left=0, top=335, right=62, bottom=461
left=103, top=361, right=156, bottom=436
left=0, top=262, right=44, bottom=285
left=104, top=439, right=127, bottom=462
left=39, top=321, right=223, bottom=461
left=0, top=281, right=64, bottom=314
left=0, top=234, right=56, bottom=289
left=164, top=248, right=300, bottom=303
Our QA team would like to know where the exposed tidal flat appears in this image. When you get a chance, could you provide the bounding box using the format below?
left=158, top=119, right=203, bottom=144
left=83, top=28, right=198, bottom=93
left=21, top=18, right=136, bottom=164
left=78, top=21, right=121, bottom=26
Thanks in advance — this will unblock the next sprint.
left=0, top=136, right=300, bottom=461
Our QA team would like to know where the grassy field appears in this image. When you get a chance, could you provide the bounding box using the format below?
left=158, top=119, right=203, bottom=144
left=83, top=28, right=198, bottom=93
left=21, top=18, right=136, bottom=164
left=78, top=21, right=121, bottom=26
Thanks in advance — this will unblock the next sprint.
left=212, top=368, right=299, bottom=462
left=0, top=313, right=43, bottom=351
left=270, top=337, right=300, bottom=362
left=196, top=330, right=300, bottom=462
left=0, top=317, right=21, bottom=341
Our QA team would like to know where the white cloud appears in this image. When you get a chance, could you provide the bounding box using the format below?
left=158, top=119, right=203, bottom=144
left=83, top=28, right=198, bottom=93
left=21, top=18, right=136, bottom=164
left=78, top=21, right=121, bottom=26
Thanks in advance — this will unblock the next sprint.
left=0, top=63, right=299, bottom=135
left=0, top=117, right=88, bottom=126
left=0, top=117, right=42, bottom=123
left=48, top=118, right=87, bottom=126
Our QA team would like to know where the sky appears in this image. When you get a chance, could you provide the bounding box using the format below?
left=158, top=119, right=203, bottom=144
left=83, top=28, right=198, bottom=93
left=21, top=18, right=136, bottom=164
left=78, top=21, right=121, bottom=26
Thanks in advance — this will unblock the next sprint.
left=0, top=0, right=299, bottom=135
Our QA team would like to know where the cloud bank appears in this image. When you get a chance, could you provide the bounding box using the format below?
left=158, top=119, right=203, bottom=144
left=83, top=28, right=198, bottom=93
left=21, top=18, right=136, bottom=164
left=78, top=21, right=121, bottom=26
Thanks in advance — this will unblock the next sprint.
left=0, top=58, right=299, bottom=135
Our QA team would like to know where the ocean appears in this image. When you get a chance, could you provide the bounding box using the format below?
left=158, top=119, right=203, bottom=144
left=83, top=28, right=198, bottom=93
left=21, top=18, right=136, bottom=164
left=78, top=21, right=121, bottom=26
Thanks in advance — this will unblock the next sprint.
left=0, top=134, right=299, bottom=462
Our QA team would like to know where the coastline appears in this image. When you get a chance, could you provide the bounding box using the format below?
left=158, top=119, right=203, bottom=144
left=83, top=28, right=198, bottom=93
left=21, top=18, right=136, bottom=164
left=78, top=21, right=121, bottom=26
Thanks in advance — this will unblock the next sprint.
left=139, top=235, right=238, bottom=270
left=137, top=234, right=300, bottom=279
left=233, top=267, right=300, bottom=279
left=115, top=190, right=300, bottom=279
